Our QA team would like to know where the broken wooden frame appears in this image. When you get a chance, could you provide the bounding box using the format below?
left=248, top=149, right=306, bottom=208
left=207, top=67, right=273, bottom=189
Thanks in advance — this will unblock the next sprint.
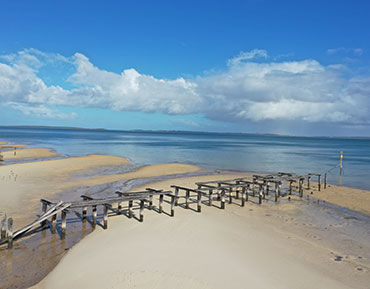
left=307, top=173, right=322, bottom=191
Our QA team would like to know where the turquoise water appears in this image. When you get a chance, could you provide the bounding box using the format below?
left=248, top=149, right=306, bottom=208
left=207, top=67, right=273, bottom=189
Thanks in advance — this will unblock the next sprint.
left=0, top=127, right=369, bottom=189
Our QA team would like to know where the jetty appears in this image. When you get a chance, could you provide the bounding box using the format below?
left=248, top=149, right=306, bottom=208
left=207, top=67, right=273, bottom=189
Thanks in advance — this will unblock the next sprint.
left=0, top=172, right=324, bottom=249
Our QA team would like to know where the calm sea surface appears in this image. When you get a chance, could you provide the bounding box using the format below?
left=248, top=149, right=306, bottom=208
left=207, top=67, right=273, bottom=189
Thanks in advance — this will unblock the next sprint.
left=0, top=127, right=369, bottom=190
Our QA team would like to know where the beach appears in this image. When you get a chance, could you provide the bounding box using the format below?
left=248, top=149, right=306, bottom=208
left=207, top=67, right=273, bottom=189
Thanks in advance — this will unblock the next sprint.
left=0, top=142, right=370, bottom=289
left=33, top=175, right=370, bottom=289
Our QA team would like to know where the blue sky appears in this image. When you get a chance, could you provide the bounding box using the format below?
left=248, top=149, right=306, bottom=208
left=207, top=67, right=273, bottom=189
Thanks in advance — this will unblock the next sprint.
left=1, top=0, right=370, bottom=136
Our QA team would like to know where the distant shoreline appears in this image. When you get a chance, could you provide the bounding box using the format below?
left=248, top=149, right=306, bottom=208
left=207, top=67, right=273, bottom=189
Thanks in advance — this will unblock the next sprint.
left=1, top=125, right=370, bottom=139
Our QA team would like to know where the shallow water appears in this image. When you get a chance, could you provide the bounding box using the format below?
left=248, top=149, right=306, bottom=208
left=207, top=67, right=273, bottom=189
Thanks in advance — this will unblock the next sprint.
left=1, top=127, right=369, bottom=190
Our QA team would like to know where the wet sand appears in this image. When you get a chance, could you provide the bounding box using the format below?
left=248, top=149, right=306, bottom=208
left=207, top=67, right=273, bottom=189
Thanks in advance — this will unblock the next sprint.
left=306, top=182, right=370, bottom=216
left=33, top=175, right=370, bottom=289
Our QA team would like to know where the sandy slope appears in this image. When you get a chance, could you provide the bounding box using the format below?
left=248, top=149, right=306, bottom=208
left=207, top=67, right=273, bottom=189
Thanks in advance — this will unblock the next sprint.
left=33, top=174, right=369, bottom=289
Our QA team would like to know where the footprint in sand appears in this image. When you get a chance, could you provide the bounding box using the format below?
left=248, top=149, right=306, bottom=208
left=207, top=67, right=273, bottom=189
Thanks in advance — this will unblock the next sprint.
left=334, top=255, right=343, bottom=262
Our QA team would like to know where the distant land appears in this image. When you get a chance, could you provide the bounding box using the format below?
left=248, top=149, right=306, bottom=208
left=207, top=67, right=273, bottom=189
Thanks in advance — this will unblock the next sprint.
left=0, top=125, right=369, bottom=139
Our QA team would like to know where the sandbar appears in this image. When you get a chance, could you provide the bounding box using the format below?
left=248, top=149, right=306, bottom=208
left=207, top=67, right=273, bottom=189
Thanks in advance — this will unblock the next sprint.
left=0, top=148, right=60, bottom=160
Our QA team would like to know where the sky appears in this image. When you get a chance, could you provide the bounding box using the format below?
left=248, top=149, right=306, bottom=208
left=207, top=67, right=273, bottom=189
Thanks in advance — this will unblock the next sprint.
left=1, top=0, right=370, bottom=136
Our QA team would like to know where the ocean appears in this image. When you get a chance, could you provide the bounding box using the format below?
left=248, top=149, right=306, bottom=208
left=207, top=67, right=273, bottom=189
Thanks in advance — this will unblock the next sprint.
left=0, top=127, right=369, bottom=190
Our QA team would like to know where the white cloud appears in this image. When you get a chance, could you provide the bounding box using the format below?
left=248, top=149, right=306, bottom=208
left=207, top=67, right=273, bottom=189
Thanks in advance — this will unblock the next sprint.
left=9, top=103, right=77, bottom=120
left=327, top=47, right=364, bottom=56
left=227, top=49, right=268, bottom=67
left=0, top=48, right=369, bottom=127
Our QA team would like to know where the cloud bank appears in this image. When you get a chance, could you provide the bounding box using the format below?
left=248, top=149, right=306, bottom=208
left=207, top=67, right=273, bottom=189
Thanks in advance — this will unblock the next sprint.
left=0, top=48, right=369, bottom=127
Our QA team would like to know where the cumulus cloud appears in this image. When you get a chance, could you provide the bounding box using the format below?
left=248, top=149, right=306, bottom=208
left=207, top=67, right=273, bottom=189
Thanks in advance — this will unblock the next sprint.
left=0, top=48, right=369, bottom=127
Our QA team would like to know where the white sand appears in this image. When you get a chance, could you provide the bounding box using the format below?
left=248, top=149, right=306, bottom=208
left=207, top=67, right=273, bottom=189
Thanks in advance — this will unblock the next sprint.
left=33, top=174, right=369, bottom=289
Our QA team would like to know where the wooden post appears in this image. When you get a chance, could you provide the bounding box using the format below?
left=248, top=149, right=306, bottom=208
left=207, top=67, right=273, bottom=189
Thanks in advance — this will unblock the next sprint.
left=41, top=201, right=48, bottom=227
left=259, top=192, right=262, bottom=204
left=265, top=181, right=269, bottom=196
left=117, top=202, right=122, bottom=215
left=1, top=215, right=6, bottom=242
left=229, top=188, right=232, bottom=204
left=289, top=181, right=293, bottom=195
left=170, top=195, right=175, bottom=217
left=221, top=189, right=225, bottom=209
left=174, top=187, right=179, bottom=206
left=324, top=173, right=327, bottom=189
left=241, top=187, right=246, bottom=207
left=149, top=195, right=153, bottom=210
left=307, top=176, right=311, bottom=189
left=236, top=182, right=240, bottom=199
left=139, top=200, right=144, bottom=222
left=197, top=192, right=202, bottom=212
left=103, top=205, right=108, bottom=229
left=51, top=214, right=57, bottom=234
left=318, top=174, right=321, bottom=191
left=82, top=196, right=88, bottom=220
left=299, top=179, right=303, bottom=197
left=185, top=190, right=190, bottom=209
left=159, top=194, right=163, bottom=213
left=209, top=189, right=213, bottom=206
left=61, top=210, right=67, bottom=239
left=128, top=200, right=133, bottom=218
left=82, top=206, right=87, bottom=220
left=246, top=185, right=249, bottom=201
left=274, top=186, right=278, bottom=202
left=7, top=218, right=13, bottom=249
left=92, top=206, right=97, bottom=228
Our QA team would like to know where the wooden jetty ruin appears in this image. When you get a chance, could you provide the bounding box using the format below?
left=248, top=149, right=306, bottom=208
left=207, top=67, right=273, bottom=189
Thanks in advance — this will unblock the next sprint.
left=0, top=172, right=324, bottom=250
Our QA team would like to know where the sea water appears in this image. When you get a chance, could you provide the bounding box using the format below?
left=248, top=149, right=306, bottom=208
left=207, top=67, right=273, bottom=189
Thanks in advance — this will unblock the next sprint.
left=0, top=127, right=369, bottom=190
